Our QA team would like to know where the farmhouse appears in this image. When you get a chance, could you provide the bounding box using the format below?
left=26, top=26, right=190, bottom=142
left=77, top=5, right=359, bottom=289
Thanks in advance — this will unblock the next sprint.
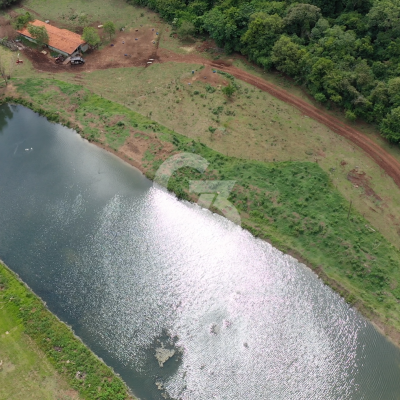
left=17, top=20, right=88, bottom=57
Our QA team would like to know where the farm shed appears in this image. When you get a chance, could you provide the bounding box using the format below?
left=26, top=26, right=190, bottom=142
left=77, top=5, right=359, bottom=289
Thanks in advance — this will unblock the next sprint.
left=17, top=20, right=88, bottom=56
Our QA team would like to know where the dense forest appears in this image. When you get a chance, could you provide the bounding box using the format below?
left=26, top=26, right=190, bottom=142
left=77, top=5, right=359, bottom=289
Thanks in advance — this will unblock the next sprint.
left=0, top=0, right=18, bottom=9
left=127, top=0, right=400, bottom=143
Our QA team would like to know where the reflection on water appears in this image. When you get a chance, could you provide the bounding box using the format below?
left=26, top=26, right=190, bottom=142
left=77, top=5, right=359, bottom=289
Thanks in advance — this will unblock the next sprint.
left=0, top=105, right=400, bottom=400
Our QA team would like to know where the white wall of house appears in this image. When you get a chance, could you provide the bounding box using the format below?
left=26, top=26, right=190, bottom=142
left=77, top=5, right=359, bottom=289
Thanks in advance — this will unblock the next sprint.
left=48, top=46, right=69, bottom=57
left=19, top=34, right=87, bottom=56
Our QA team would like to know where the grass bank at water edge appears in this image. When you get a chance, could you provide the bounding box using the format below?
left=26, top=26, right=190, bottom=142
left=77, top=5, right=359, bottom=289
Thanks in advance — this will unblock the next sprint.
left=3, top=77, right=400, bottom=347
left=0, top=261, right=134, bottom=400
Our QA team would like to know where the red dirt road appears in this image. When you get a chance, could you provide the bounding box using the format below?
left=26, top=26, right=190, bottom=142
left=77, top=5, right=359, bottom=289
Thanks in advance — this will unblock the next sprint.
left=224, top=65, right=400, bottom=188
left=160, top=50, right=400, bottom=189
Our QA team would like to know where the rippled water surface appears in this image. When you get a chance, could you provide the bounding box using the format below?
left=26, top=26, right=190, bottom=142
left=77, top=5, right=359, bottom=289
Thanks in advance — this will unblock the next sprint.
left=1, top=105, right=400, bottom=399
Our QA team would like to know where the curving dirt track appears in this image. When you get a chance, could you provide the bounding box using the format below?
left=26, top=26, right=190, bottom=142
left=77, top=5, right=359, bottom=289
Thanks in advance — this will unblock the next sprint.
left=158, top=51, right=400, bottom=189
left=223, top=63, right=400, bottom=188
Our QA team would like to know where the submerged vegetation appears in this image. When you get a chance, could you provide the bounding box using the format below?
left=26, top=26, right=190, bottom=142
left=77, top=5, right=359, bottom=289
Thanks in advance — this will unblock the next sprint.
left=0, top=262, right=133, bottom=399
left=127, top=0, right=400, bottom=144
left=6, top=78, right=400, bottom=341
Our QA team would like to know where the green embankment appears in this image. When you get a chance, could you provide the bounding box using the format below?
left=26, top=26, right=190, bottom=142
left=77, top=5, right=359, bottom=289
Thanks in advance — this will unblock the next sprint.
left=0, top=262, right=133, bottom=400
left=0, top=280, right=81, bottom=400
left=4, top=77, right=400, bottom=341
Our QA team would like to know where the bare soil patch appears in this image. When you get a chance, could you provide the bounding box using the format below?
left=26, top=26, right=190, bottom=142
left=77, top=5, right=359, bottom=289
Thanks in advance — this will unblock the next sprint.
left=21, top=27, right=159, bottom=71
left=99, top=130, right=175, bottom=173
left=0, top=16, right=17, bottom=40
left=181, top=64, right=228, bottom=87
left=347, top=169, right=383, bottom=201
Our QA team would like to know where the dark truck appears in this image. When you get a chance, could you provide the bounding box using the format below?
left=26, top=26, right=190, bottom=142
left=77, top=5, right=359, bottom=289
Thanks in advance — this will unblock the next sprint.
left=70, top=56, right=85, bottom=65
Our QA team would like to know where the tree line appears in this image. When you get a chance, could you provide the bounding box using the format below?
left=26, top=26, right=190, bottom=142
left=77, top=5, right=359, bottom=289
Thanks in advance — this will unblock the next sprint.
left=127, top=0, right=400, bottom=143
left=0, top=0, right=19, bottom=8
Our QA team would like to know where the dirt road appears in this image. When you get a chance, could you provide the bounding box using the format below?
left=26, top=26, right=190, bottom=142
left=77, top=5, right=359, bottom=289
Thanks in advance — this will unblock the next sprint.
left=159, top=50, right=400, bottom=189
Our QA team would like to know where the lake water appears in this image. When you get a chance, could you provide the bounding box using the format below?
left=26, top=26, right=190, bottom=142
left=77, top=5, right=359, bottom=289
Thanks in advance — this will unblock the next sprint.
left=0, top=104, right=400, bottom=399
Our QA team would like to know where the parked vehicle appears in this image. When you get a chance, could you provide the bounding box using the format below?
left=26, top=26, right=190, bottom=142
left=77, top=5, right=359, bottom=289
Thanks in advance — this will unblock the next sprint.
left=55, top=55, right=65, bottom=64
left=70, top=56, right=85, bottom=65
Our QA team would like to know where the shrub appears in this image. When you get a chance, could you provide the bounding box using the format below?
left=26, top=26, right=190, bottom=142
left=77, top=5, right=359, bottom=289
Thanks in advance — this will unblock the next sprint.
left=177, top=20, right=196, bottom=39
left=205, top=84, right=216, bottom=93
left=345, top=110, right=357, bottom=121
left=13, top=12, right=33, bottom=29
left=222, top=83, right=236, bottom=98
left=27, top=24, right=49, bottom=47
left=314, top=93, right=326, bottom=103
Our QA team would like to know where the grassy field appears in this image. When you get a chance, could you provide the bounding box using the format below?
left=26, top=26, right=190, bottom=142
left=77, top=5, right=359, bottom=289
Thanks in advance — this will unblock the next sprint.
left=13, top=0, right=161, bottom=32
left=0, top=261, right=133, bottom=399
left=4, top=78, right=400, bottom=345
left=0, top=298, right=80, bottom=399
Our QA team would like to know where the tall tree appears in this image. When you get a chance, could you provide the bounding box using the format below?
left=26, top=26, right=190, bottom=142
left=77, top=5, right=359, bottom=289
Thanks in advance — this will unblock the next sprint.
left=241, top=12, right=283, bottom=67
left=284, top=3, right=321, bottom=39
left=82, top=27, right=101, bottom=48
left=271, top=36, right=306, bottom=77
left=103, top=21, right=116, bottom=40
left=27, top=25, right=49, bottom=47
left=380, top=106, right=400, bottom=142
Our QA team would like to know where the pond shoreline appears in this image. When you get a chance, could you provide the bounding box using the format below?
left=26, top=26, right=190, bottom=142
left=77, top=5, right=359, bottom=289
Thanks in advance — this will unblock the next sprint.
left=89, top=115, right=400, bottom=351
left=0, top=260, right=135, bottom=400
left=2, top=95, right=400, bottom=352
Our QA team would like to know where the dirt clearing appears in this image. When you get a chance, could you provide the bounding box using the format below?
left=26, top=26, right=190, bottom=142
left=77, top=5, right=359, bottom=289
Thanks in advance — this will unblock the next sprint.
left=22, top=27, right=159, bottom=72
left=181, top=64, right=228, bottom=87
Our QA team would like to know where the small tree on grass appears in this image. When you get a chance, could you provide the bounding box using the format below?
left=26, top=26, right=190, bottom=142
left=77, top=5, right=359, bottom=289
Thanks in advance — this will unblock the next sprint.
left=0, top=54, right=9, bottom=86
left=222, top=83, right=236, bottom=98
left=103, top=21, right=116, bottom=40
left=0, top=53, right=16, bottom=86
left=27, top=24, right=49, bottom=47
left=82, top=27, right=101, bottom=49
left=177, top=20, right=195, bottom=39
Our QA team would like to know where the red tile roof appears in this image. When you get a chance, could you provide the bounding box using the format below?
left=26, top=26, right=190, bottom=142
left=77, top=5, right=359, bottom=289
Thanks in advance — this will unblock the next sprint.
left=18, top=20, right=86, bottom=55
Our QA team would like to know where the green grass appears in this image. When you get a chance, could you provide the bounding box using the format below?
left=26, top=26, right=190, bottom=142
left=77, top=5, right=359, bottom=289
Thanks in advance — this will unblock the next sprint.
left=0, top=293, right=80, bottom=399
left=12, top=77, right=175, bottom=150
left=14, top=0, right=160, bottom=31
